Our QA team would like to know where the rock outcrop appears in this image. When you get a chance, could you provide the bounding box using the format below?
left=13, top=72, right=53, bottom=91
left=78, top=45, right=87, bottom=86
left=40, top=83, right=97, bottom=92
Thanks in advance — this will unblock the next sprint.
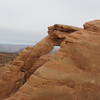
left=0, top=20, right=100, bottom=100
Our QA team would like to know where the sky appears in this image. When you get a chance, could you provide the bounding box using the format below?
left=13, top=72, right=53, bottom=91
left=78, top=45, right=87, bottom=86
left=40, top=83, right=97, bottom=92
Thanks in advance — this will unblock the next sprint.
left=0, top=0, right=100, bottom=45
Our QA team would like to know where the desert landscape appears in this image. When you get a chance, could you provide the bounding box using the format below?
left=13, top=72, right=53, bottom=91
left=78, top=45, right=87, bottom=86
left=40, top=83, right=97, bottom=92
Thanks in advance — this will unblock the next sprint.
left=0, top=20, right=100, bottom=100
left=0, top=44, right=27, bottom=67
left=0, top=52, right=17, bottom=67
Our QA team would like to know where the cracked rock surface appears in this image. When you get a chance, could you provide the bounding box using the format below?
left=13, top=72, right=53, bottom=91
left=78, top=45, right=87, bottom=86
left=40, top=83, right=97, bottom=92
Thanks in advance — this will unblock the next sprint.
left=0, top=20, right=100, bottom=100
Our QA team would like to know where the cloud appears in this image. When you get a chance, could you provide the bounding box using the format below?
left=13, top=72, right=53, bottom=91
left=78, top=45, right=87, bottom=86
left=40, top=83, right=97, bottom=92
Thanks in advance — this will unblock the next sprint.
left=0, top=0, right=100, bottom=44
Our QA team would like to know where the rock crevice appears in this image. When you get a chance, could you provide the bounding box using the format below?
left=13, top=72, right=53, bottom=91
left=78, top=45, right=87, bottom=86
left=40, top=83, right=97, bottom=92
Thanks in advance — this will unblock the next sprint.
left=0, top=20, right=100, bottom=100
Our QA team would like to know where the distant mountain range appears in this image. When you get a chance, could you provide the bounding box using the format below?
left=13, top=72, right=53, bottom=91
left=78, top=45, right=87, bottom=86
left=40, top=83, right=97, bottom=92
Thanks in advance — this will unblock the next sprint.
left=0, top=44, right=29, bottom=53
left=0, top=44, right=60, bottom=53
left=0, top=28, right=46, bottom=45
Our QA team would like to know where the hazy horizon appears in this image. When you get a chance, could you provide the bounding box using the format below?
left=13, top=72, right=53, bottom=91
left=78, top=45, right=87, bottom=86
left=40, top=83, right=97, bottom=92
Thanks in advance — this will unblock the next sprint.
left=0, top=0, right=100, bottom=44
left=0, top=28, right=46, bottom=45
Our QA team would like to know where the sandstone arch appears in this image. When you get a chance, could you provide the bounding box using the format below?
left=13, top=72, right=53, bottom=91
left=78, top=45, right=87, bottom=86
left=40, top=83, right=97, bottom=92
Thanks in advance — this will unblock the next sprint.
left=1, top=20, right=100, bottom=100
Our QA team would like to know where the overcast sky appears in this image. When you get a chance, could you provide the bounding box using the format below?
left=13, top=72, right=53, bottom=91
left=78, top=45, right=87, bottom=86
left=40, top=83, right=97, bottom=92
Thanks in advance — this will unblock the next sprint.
left=0, top=0, right=100, bottom=44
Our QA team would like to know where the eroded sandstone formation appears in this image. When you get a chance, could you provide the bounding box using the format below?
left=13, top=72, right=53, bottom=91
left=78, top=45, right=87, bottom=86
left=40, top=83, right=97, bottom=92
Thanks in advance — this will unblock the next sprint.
left=0, top=20, right=100, bottom=100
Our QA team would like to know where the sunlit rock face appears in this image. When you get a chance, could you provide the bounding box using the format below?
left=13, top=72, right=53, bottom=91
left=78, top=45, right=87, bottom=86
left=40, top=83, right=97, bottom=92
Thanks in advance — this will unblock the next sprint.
left=0, top=20, right=100, bottom=100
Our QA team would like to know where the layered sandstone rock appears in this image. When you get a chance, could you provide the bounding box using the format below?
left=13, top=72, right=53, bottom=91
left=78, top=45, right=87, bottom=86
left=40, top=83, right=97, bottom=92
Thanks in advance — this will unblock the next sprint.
left=0, top=20, right=100, bottom=100
left=0, top=36, right=56, bottom=100
left=84, top=20, right=100, bottom=32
